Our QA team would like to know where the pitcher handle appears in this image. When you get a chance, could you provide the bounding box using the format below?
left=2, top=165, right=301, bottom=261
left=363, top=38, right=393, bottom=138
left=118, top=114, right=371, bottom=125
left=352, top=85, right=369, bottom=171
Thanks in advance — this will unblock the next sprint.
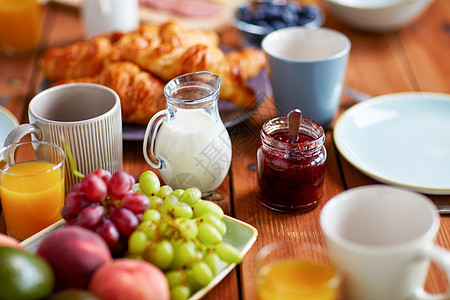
left=413, top=245, right=450, bottom=300
left=4, top=124, right=42, bottom=147
left=143, top=110, right=167, bottom=170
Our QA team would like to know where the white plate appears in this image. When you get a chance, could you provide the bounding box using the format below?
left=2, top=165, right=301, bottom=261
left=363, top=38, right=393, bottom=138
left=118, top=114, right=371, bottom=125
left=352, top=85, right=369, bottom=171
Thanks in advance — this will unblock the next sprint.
left=0, top=106, right=19, bottom=147
left=21, top=216, right=258, bottom=300
left=334, top=92, right=450, bottom=195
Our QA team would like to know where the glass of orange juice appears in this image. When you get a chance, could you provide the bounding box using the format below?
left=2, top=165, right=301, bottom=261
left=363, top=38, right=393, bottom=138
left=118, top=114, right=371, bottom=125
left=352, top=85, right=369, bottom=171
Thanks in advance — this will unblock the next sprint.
left=0, top=141, right=65, bottom=240
left=0, top=0, right=43, bottom=55
left=256, top=241, right=342, bottom=300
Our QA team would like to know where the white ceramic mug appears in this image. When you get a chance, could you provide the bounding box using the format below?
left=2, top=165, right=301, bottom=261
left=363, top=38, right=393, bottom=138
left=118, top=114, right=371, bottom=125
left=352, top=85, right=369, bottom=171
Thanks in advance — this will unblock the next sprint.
left=4, top=83, right=123, bottom=192
left=82, top=0, right=140, bottom=37
left=320, top=185, right=450, bottom=300
left=262, top=27, right=350, bottom=129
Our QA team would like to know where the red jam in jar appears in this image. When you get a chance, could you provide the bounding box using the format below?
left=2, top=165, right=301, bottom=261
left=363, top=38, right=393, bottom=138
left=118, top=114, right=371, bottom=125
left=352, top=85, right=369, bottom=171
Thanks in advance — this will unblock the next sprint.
left=257, top=116, right=326, bottom=212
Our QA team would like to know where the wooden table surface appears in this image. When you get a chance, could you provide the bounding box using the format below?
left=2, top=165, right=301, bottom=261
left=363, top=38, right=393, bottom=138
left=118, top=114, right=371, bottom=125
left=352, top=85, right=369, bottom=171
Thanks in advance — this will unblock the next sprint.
left=1, top=0, right=449, bottom=299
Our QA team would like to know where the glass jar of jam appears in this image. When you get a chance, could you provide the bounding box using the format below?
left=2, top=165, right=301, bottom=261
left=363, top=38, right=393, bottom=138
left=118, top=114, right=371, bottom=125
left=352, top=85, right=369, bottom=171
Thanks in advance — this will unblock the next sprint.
left=257, top=116, right=326, bottom=212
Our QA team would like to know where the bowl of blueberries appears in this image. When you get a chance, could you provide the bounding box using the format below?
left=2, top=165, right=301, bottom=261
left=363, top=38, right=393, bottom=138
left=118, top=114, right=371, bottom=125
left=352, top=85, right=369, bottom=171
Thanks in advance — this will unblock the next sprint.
left=234, top=0, right=325, bottom=47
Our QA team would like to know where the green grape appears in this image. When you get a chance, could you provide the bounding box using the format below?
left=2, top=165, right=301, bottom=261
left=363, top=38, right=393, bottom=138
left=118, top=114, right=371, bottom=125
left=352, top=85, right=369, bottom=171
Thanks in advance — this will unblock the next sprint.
left=157, top=185, right=173, bottom=198
left=135, top=188, right=143, bottom=194
left=191, top=261, right=214, bottom=287
left=166, top=270, right=185, bottom=289
left=128, top=230, right=148, bottom=255
left=179, top=187, right=202, bottom=206
left=137, top=220, right=158, bottom=240
left=148, top=196, right=164, bottom=210
left=198, top=223, right=223, bottom=245
left=160, top=194, right=179, bottom=216
left=173, top=202, right=194, bottom=219
left=198, top=213, right=226, bottom=236
left=170, top=285, right=191, bottom=300
left=176, top=218, right=198, bottom=238
left=142, top=209, right=161, bottom=222
left=193, top=200, right=224, bottom=219
left=185, top=268, right=202, bottom=293
left=215, top=243, right=242, bottom=264
left=171, top=240, right=198, bottom=269
left=159, top=221, right=176, bottom=238
left=203, top=253, right=228, bottom=276
left=139, top=170, right=161, bottom=196
left=146, top=239, right=174, bottom=270
left=171, top=189, right=185, bottom=199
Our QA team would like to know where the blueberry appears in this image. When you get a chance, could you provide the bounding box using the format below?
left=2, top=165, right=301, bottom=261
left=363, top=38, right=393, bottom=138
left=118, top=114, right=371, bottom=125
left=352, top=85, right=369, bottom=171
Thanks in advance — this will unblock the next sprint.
left=282, top=8, right=299, bottom=26
left=239, top=8, right=254, bottom=23
left=271, top=20, right=287, bottom=30
left=286, top=1, right=301, bottom=12
left=255, top=19, right=273, bottom=32
left=299, top=5, right=318, bottom=20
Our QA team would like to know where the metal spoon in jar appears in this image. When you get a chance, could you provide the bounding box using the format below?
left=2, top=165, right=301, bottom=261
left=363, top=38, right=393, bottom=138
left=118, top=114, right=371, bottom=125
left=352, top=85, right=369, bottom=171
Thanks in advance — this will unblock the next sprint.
left=288, top=109, right=302, bottom=143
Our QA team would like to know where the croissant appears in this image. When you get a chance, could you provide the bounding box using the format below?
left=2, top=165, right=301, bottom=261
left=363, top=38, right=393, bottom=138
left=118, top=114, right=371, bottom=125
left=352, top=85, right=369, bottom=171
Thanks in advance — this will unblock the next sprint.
left=40, top=36, right=112, bottom=82
left=225, top=48, right=267, bottom=81
left=56, top=61, right=166, bottom=125
left=113, top=40, right=262, bottom=107
left=40, top=21, right=267, bottom=123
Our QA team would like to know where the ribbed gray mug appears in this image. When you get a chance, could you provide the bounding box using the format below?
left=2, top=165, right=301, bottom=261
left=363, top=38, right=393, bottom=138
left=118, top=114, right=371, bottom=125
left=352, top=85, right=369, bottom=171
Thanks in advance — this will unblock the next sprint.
left=4, top=83, right=123, bottom=192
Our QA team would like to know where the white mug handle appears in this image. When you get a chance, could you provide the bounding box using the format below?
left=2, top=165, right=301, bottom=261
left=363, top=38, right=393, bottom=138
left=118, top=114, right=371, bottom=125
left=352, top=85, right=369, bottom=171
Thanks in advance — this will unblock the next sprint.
left=4, top=124, right=42, bottom=147
left=143, top=109, right=168, bottom=170
left=413, top=245, right=450, bottom=300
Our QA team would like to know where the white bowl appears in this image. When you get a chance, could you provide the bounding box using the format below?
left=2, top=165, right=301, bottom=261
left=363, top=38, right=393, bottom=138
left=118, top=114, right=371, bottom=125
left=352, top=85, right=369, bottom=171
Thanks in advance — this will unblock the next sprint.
left=324, top=0, right=434, bottom=32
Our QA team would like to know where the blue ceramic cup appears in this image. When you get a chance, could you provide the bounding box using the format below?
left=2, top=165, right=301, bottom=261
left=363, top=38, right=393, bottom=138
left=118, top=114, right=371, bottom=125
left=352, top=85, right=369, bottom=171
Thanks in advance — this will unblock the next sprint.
left=262, top=27, right=351, bottom=128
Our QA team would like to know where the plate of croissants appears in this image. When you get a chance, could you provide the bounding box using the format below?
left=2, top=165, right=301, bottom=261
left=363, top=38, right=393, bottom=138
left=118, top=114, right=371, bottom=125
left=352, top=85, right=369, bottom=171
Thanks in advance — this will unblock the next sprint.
left=39, top=21, right=270, bottom=140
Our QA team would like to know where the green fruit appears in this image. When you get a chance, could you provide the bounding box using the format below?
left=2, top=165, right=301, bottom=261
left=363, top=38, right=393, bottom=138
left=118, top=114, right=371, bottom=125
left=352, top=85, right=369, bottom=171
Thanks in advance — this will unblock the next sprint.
left=48, top=289, right=100, bottom=300
left=0, top=247, right=54, bottom=300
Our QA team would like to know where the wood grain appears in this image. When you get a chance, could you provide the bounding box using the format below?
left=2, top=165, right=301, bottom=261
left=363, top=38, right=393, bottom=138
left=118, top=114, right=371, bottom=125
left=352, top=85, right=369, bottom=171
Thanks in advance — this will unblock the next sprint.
left=0, top=1, right=449, bottom=299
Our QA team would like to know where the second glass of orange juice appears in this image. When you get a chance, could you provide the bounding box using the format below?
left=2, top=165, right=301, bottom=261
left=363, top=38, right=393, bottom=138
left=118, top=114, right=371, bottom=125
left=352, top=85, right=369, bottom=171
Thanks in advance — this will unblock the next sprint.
left=0, top=141, right=65, bottom=240
left=257, top=241, right=342, bottom=300
left=0, top=0, right=43, bottom=55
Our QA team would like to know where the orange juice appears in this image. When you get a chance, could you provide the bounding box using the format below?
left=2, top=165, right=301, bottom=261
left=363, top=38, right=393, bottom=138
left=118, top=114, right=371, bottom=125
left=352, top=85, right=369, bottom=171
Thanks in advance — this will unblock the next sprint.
left=0, top=0, right=43, bottom=54
left=0, top=161, right=64, bottom=240
left=257, top=259, right=340, bottom=300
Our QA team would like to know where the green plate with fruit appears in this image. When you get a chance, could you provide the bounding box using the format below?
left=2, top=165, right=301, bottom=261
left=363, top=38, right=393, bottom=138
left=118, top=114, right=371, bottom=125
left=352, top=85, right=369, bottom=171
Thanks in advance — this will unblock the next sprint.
left=20, top=169, right=258, bottom=299
left=20, top=209, right=258, bottom=300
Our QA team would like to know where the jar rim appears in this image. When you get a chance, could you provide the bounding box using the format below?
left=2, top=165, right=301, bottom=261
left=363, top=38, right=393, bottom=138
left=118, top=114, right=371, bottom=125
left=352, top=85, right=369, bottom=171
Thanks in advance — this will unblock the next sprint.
left=260, top=116, right=325, bottom=153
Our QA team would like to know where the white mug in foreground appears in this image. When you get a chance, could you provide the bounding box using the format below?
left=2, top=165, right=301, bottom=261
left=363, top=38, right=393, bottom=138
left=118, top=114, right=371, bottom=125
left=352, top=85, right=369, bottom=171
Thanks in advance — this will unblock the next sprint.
left=4, top=83, right=123, bottom=192
left=320, top=185, right=450, bottom=300
left=262, top=27, right=350, bottom=128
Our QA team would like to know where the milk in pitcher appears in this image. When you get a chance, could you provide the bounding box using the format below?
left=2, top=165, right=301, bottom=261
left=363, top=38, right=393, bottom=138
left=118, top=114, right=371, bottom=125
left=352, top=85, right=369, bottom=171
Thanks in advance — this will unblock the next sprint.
left=155, top=109, right=231, bottom=193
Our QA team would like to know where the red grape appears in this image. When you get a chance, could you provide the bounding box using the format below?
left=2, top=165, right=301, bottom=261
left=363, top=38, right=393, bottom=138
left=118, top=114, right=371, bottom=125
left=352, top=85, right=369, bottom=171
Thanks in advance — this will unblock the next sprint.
left=110, top=207, right=139, bottom=236
left=65, top=192, right=90, bottom=214
left=96, top=219, right=120, bottom=247
left=77, top=204, right=105, bottom=229
left=61, top=206, right=76, bottom=221
left=81, top=174, right=108, bottom=203
left=123, top=192, right=150, bottom=214
left=92, top=168, right=112, bottom=185
left=108, top=171, right=135, bottom=199
left=71, top=183, right=82, bottom=193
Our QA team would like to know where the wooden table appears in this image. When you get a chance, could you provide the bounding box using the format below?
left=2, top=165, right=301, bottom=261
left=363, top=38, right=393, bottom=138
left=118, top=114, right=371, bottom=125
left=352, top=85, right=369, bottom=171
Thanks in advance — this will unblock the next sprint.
left=1, top=0, right=449, bottom=299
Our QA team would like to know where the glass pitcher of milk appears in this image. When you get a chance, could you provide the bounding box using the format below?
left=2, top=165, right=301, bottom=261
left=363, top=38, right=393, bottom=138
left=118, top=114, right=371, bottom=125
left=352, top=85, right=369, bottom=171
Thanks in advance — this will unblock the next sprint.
left=143, top=72, right=232, bottom=195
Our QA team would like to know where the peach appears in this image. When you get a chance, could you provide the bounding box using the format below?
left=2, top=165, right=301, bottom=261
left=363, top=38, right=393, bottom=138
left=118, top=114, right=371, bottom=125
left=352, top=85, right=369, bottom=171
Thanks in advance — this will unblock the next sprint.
left=36, top=226, right=111, bottom=290
left=89, top=258, right=170, bottom=300
left=0, top=233, right=23, bottom=250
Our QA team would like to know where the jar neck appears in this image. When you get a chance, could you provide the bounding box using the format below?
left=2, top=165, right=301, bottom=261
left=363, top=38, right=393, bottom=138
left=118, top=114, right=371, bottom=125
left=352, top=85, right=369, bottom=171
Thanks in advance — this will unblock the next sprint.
left=260, top=116, right=325, bottom=156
